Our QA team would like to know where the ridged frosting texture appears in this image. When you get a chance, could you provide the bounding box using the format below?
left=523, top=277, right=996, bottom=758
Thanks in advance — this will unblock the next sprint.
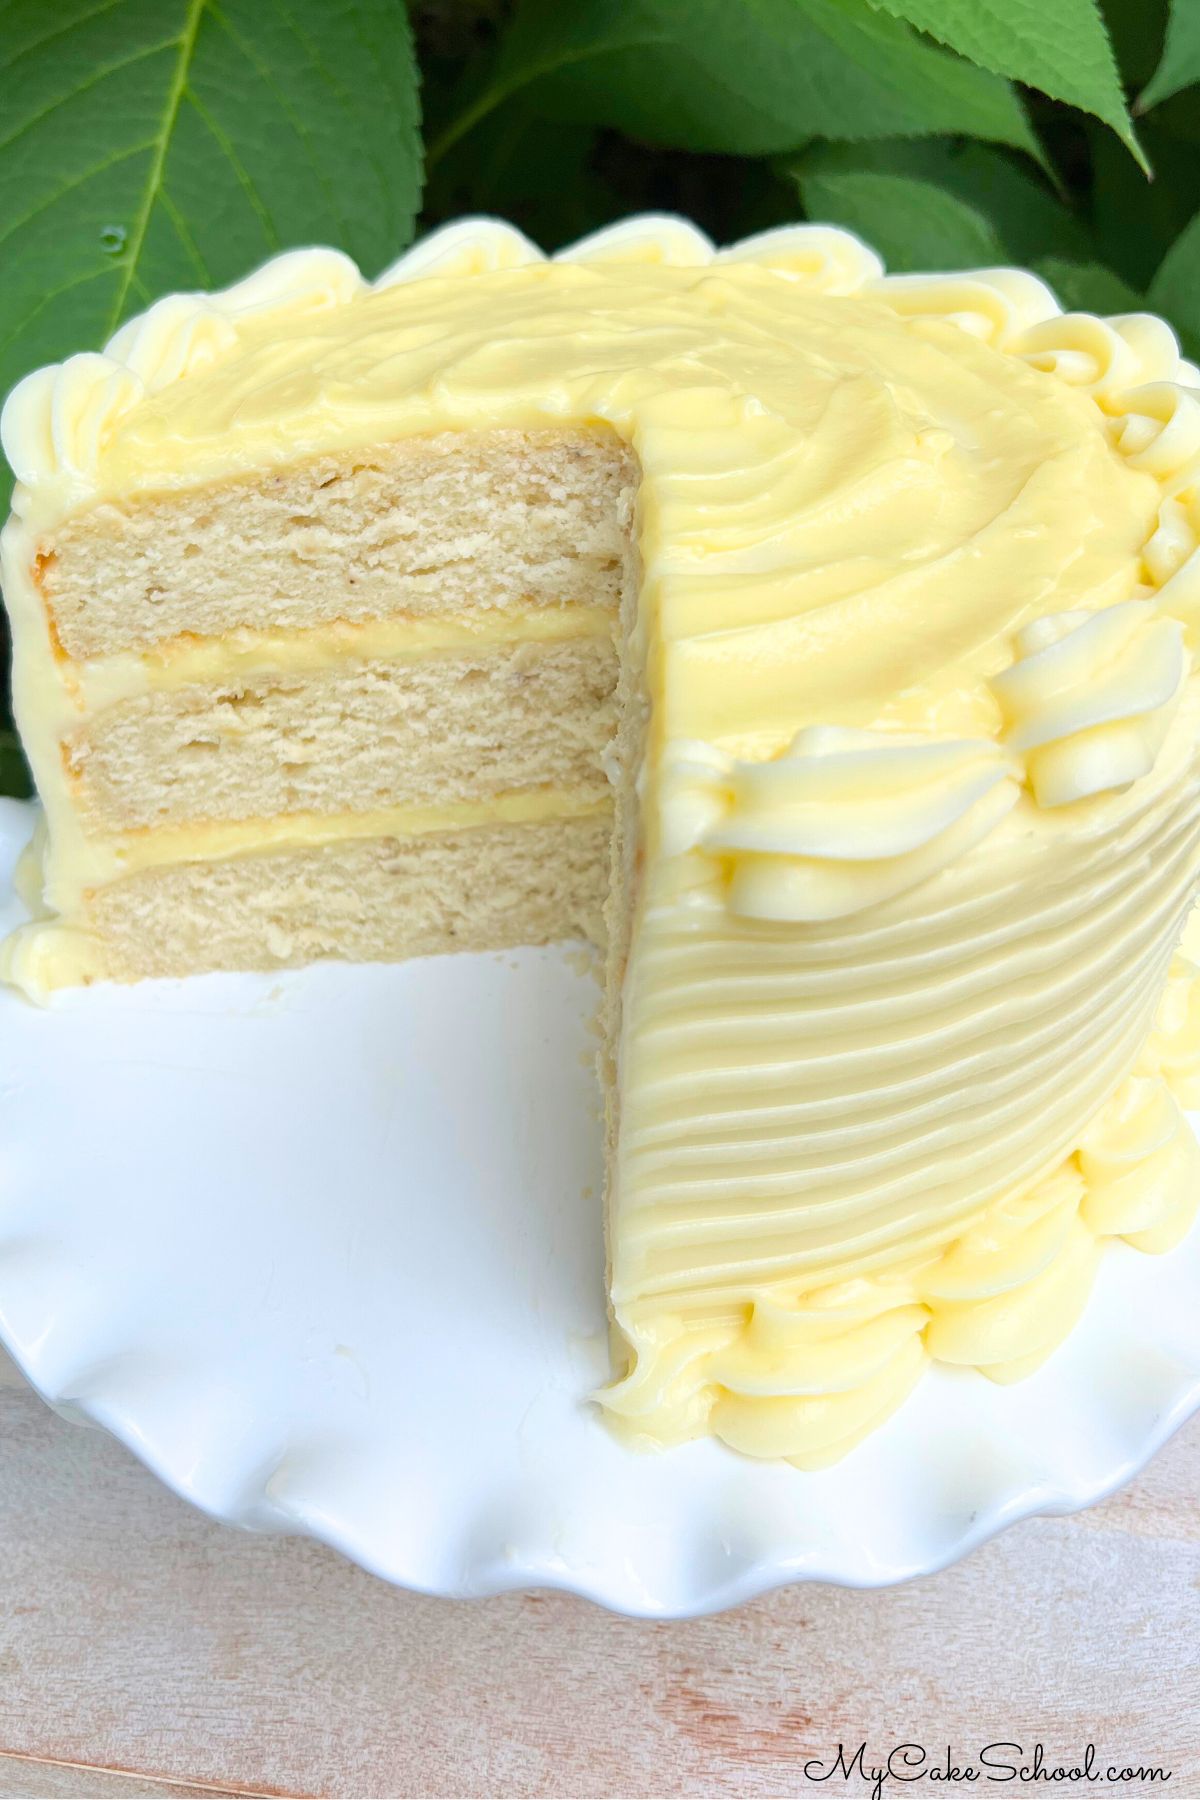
left=3, top=214, right=1200, bottom=1466
left=607, top=719, right=1200, bottom=1466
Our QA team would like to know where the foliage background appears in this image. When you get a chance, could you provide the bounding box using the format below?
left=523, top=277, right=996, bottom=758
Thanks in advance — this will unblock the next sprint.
left=0, top=0, right=1198, bottom=789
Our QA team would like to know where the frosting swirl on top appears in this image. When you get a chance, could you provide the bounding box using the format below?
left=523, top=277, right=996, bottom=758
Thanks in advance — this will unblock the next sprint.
left=1, top=216, right=887, bottom=506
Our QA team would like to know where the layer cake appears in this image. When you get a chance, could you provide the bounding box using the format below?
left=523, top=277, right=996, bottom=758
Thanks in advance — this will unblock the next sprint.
left=3, top=216, right=1199, bottom=1465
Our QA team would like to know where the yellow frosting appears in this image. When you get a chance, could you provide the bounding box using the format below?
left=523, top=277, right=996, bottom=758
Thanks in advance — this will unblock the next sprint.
left=3, top=215, right=1200, bottom=1465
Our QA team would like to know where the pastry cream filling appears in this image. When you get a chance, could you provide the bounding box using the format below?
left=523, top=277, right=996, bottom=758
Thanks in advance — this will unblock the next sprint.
left=5, top=217, right=1200, bottom=1465
left=63, top=603, right=616, bottom=715
left=56, top=787, right=611, bottom=896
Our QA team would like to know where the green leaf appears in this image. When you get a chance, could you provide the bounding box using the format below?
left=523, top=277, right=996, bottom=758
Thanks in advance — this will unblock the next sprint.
left=794, top=139, right=1093, bottom=264
left=865, top=0, right=1144, bottom=167
left=1149, top=207, right=1200, bottom=359
left=0, top=0, right=422, bottom=472
left=908, top=143, right=1093, bottom=261
left=1032, top=254, right=1144, bottom=313
left=1140, top=0, right=1200, bottom=109
left=428, top=0, right=1040, bottom=167
left=796, top=165, right=1006, bottom=271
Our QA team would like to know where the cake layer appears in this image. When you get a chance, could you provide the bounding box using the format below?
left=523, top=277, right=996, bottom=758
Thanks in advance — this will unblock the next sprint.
left=37, top=429, right=638, bottom=660
left=3, top=813, right=610, bottom=990
left=67, top=634, right=617, bottom=831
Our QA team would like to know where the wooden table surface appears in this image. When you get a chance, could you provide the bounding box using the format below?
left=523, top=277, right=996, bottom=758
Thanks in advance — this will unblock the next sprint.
left=0, top=1349, right=1196, bottom=1800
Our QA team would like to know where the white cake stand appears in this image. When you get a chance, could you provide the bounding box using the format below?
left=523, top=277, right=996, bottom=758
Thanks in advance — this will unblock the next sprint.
left=0, top=796, right=1197, bottom=1618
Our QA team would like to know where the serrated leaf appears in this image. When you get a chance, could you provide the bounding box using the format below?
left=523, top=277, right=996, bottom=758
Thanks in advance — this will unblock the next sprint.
left=797, top=165, right=1005, bottom=271
left=1140, top=0, right=1200, bottom=109
left=1032, top=254, right=1144, bottom=313
left=428, top=0, right=1040, bottom=167
left=793, top=139, right=1093, bottom=263
left=865, top=0, right=1143, bottom=167
left=0, top=0, right=422, bottom=459
left=1149, top=206, right=1200, bottom=360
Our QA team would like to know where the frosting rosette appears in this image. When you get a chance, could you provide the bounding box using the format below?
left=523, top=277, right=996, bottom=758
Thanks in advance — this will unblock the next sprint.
left=992, top=600, right=1188, bottom=807
left=556, top=214, right=714, bottom=267
left=1, top=355, right=145, bottom=497
left=1109, top=379, right=1200, bottom=480
left=104, top=298, right=240, bottom=395
left=662, top=727, right=1020, bottom=920
left=1079, top=1073, right=1200, bottom=1253
left=715, top=223, right=882, bottom=291
left=1145, top=485, right=1200, bottom=637
left=1013, top=310, right=1182, bottom=408
left=919, top=1167, right=1098, bottom=1382
left=377, top=218, right=542, bottom=284
left=869, top=267, right=1058, bottom=348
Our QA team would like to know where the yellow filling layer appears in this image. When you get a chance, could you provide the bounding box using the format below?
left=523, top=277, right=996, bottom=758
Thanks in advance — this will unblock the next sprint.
left=68, top=603, right=615, bottom=713
left=63, top=787, right=610, bottom=895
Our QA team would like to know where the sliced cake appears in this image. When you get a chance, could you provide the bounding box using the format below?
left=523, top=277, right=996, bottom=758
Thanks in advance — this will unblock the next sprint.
left=3, top=216, right=1199, bottom=1465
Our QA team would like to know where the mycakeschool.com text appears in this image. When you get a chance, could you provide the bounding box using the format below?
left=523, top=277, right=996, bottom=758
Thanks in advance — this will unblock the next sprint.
left=799, top=1743, right=1172, bottom=1796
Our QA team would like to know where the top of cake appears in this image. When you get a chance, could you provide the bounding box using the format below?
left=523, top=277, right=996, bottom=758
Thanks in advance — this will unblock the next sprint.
left=7, top=215, right=1198, bottom=786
